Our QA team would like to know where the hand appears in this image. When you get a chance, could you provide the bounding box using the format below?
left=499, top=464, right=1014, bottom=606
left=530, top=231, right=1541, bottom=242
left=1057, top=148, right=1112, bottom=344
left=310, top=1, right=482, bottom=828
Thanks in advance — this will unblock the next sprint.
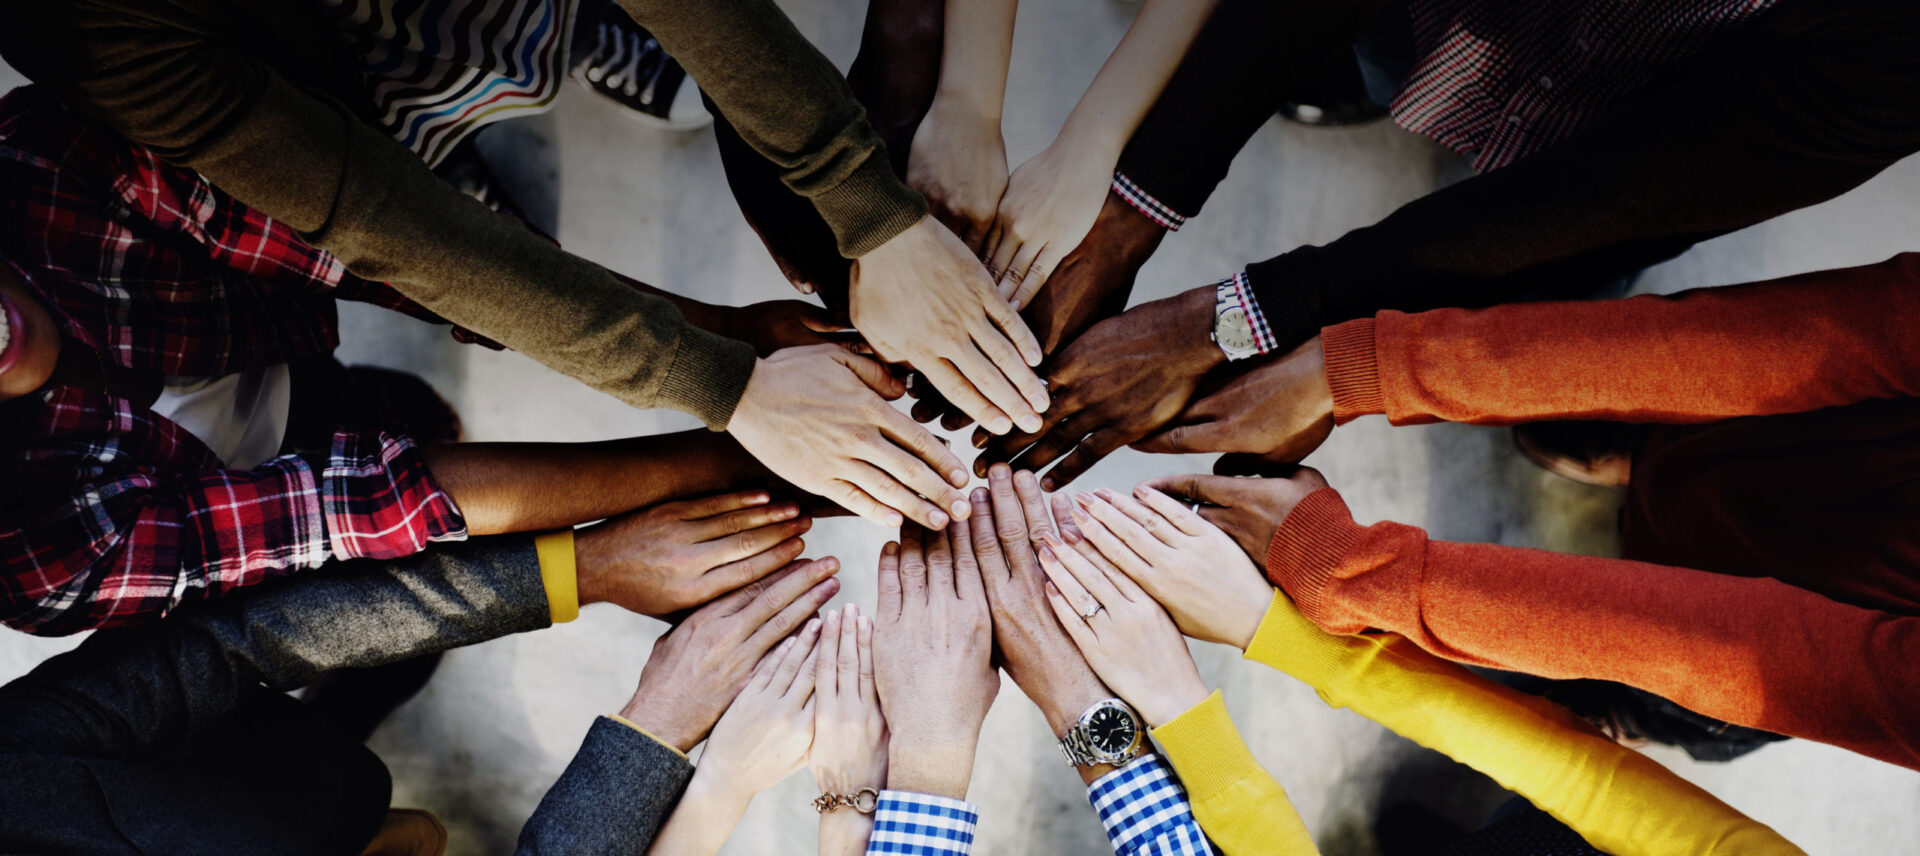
left=1056, top=487, right=1271, bottom=650
left=1034, top=527, right=1210, bottom=729
left=696, top=617, right=823, bottom=797
left=811, top=606, right=887, bottom=794
left=1021, top=190, right=1164, bottom=356
left=984, top=143, right=1114, bottom=307
left=713, top=300, right=860, bottom=358
left=729, top=345, right=970, bottom=530
left=977, top=285, right=1223, bottom=487
left=872, top=524, right=998, bottom=799
left=967, top=465, right=1111, bottom=738
left=576, top=489, right=812, bottom=618
left=907, top=99, right=1009, bottom=254
left=1137, top=468, right=1333, bottom=566
left=620, top=558, right=842, bottom=753
left=850, top=215, right=1047, bottom=436
left=1137, top=337, right=1334, bottom=463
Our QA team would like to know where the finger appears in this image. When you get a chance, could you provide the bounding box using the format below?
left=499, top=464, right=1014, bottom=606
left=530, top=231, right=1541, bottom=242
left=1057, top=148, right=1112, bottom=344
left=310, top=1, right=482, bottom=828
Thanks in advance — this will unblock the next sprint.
left=997, top=240, right=1043, bottom=302
left=716, top=557, right=834, bottom=625
left=1041, top=428, right=1129, bottom=490
left=774, top=617, right=824, bottom=697
left=1004, top=411, right=1096, bottom=480
left=1045, top=580, right=1101, bottom=650
left=800, top=309, right=855, bottom=334
left=844, top=462, right=949, bottom=531
left=701, top=535, right=808, bottom=597
left=1067, top=494, right=1152, bottom=584
left=898, top=525, right=929, bottom=600
left=745, top=574, right=842, bottom=653
left=877, top=541, right=903, bottom=618
left=966, top=489, right=1010, bottom=586
left=924, top=522, right=955, bottom=599
left=948, top=515, right=986, bottom=603
left=975, top=397, right=1077, bottom=476
left=672, top=489, right=771, bottom=521
left=1035, top=541, right=1099, bottom=621
left=1139, top=473, right=1250, bottom=510
left=960, top=217, right=991, bottom=257
left=856, top=612, right=876, bottom=705
left=987, top=231, right=1021, bottom=288
left=834, top=350, right=908, bottom=401
left=875, top=408, right=970, bottom=497
left=1132, top=484, right=1213, bottom=538
left=983, top=466, right=1039, bottom=580
left=694, top=501, right=803, bottom=540
left=1132, top=419, right=1228, bottom=455
left=1091, top=488, right=1184, bottom=552
left=816, top=608, right=844, bottom=701
left=837, top=603, right=861, bottom=699
left=970, top=322, right=1051, bottom=418
left=698, top=517, right=812, bottom=569
left=829, top=479, right=905, bottom=529
left=947, top=344, right=1042, bottom=435
left=1009, top=468, right=1057, bottom=542
left=750, top=634, right=799, bottom=692
left=1011, top=246, right=1064, bottom=309
left=920, top=358, right=1013, bottom=436
left=979, top=283, right=1044, bottom=367
left=1038, top=527, right=1125, bottom=606
left=861, top=436, right=967, bottom=525
left=1051, top=494, right=1126, bottom=579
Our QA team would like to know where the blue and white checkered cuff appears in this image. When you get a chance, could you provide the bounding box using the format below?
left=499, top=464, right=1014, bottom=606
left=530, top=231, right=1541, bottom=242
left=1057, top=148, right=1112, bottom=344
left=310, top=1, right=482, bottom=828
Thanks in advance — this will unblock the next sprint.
left=1088, top=755, right=1216, bottom=856
left=866, top=790, right=980, bottom=855
left=1113, top=172, right=1188, bottom=231
left=1221, top=272, right=1280, bottom=355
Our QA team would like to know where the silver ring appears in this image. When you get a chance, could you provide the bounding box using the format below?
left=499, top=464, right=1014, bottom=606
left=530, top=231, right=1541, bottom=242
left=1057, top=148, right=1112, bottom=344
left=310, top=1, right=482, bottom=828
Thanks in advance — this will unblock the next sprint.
left=1081, top=603, right=1103, bottom=620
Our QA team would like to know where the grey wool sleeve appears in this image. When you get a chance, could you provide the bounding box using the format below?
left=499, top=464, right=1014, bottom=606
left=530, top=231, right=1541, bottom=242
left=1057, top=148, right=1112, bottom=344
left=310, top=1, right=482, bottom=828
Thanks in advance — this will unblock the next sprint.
left=516, top=716, right=697, bottom=855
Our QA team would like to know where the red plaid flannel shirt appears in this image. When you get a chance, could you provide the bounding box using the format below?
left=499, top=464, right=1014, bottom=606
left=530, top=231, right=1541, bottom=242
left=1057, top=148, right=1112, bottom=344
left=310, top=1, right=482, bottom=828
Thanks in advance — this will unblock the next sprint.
left=0, top=87, right=471, bottom=636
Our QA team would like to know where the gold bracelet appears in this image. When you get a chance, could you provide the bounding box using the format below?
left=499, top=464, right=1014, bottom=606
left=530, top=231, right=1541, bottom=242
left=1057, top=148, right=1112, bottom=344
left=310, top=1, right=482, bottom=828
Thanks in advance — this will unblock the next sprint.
left=812, top=787, right=880, bottom=814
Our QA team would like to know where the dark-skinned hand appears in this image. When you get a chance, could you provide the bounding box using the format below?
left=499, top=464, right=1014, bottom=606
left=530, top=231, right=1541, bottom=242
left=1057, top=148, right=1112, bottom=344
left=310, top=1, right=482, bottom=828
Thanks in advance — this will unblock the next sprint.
left=1136, top=336, right=1334, bottom=464
left=976, top=285, right=1224, bottom=489
left=1135, top=468, right=1332, bottom=566
left=713, top=300, right=863, bottom=358
left=576, top=489, right=813, bottom=619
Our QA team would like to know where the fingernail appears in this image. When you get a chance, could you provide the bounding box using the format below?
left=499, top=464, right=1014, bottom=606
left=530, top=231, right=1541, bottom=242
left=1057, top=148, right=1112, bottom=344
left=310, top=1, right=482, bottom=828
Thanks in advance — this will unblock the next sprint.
left=1036, top=541, right=1056, bottom=562
left=989, top=464, right=1009, bottom=483
left=820, top=577, right=841, bottom=596
left=1029, top=394, right=1049, bottom=413
left=1045, top=581, right=1061, bottom=597
left=972, top=487, right=989, bottom=503
left=885, top=511, right=904, bottom=527
left=858, top=615, right=872, bottom=630
left=847, top=603, right=859, bottom=619
left=806, top=618, right=822, bottom=634
left=1040, top=477, right=1055, bottom=492
left=1061, top=527, right=1081, bottom=544
left=949, top=469, right=968, bottom=487
left=1095, top=488, right=1116, bottom=502
left=989, top=416, right=1013, bottom=435
left=1074, top=492, right=1093, bottom=508
left=1009, top=298, right=1022, bottom=312
left=774, top=505, right=798, bottom=520
left=929, top=510, right=949, bottom=529
left=951, top=499, right=971, bottom=519
left=781, top=637, right=797, bottom=650
left=1133, top=485, right=1149, bottom=498
left=883, top=542, right=899, bottom=557
left=973, top=431, right=991, bottom=450
left=1016, top=414, right=1042, bottom=434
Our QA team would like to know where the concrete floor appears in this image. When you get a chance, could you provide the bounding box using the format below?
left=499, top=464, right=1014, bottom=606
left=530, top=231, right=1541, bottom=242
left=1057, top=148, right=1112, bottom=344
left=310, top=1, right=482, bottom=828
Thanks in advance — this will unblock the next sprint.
left=4, top=1, right=1920, bottom=853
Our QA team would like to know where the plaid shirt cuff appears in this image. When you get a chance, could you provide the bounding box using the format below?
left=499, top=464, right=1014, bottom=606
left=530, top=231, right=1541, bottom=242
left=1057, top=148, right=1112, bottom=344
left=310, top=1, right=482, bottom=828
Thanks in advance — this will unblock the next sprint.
left=321, top=431, right=468, bottom=561
left=866, top=791, right=979, bottom=855
left=1113, top=172, right=1188, bottom=232
left=1088, top=755, right=1216, bottom=856
left=1220, top=273, right=1282, bottom=355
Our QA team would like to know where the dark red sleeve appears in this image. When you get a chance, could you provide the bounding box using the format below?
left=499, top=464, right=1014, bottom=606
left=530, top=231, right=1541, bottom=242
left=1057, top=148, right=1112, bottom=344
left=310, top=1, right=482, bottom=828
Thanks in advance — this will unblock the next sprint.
left=1323, top=254, right=1920, bottom=426
left=1265, top=488, right=1920, bottom=772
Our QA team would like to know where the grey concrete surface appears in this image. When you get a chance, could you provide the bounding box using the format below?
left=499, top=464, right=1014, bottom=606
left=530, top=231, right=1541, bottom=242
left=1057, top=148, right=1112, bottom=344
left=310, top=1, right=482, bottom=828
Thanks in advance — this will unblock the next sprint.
left=3, top=1, right=1919, bottom=853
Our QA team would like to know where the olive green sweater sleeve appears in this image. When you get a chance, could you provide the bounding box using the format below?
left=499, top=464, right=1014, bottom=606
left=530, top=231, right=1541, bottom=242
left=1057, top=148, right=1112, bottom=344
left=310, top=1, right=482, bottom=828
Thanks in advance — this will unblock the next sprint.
left=615, top=0, right=929, bottom=257
left=0, top=0, right=756, bottom=428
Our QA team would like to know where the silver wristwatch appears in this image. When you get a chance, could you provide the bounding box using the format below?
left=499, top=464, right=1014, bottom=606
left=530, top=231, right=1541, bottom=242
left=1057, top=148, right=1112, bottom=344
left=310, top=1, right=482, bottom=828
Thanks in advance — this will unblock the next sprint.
left=1058, top=698, right=1144, bottom=768
left=1211, top=279, right=1262, bottom=361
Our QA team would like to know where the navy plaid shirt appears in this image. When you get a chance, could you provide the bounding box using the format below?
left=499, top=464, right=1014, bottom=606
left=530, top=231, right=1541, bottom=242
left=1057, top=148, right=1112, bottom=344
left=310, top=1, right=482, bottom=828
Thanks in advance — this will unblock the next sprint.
left=0, top=86, right=475, bottom=635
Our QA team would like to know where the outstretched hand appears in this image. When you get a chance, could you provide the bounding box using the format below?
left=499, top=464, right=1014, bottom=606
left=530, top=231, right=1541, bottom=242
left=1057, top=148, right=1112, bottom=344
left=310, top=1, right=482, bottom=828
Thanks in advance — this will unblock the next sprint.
left=1137, top=337, right=1334, bottom=463
left=1137, top=468, right=1333, bottom=566
left=575, top=489, right=812, bottom=618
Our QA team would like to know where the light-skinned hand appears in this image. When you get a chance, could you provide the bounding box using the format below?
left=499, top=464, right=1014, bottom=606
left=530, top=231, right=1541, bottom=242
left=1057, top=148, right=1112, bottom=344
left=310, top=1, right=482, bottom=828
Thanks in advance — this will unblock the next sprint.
left=1061, top=487, right=1272, bottom=650
left=729, top=344, right=970, bottom=530
left=978, top=285, right=1222, bottom=489
left=620, top=558, right=841, bottom=754
left=575, top=489, right=812, bottom=618
left=1034, top=526, right=1210, bottom=730
left=812, top=606, right=886, bottom=856
left=695, top=617, right=824, bottom=797
left=850, top=215, right=1047, bottom=436
left=968, top=466, right=1112, bottom=740
left=907, top=100, right=1010, bottom=254
left=873, top=524, right=998, bottom=799
left=1136, top=337, right=1334, bottom=463
left=984, top=142, right=1112, bottom=309
left=1137, top=468, right=1333, bottom=567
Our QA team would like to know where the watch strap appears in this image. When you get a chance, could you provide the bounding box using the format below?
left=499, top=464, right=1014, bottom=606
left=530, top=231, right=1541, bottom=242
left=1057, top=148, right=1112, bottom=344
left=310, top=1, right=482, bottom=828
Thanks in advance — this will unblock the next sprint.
left=1212, top=275, right=1264, bottom=361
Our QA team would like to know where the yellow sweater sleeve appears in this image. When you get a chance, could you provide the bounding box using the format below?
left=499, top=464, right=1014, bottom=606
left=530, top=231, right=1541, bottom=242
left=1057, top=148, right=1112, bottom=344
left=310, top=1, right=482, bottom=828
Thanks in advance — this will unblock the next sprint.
left=1150, top=691, right=1318, bottom=856
left=534, top=530, right=579, bottom=624
left=1243, top=592, right=1804, bottom=856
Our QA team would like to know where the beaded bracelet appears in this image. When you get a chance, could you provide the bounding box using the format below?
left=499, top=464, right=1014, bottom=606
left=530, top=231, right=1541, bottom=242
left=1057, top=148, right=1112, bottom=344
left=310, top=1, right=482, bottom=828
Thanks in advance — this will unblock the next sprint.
left=812, top=787, right=880, bottom=814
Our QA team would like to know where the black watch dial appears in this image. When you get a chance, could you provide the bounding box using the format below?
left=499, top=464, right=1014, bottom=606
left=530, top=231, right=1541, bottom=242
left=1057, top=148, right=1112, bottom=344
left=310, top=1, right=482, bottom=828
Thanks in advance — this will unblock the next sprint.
left=1087, top=706, right=1138, bottom=755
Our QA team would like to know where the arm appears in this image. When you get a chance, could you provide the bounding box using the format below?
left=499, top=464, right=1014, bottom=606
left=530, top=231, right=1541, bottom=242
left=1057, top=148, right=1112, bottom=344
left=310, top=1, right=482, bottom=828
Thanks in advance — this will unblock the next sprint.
left=1237, top=2, right=1920, bottom=355
left=1150, top=695, right=1312, bottom=856
left=985, top=0, right=1222, bottom=302
left=1, top=0, right=756, bottom=428
left=1266, top=486, right=1920, bottom=772
left=906, top=0, right=1016, bottom=250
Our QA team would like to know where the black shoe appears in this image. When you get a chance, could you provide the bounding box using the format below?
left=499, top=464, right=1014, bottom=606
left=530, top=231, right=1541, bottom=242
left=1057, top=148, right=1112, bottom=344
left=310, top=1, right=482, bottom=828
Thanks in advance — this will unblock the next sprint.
left=1278, top=51, right=1391, bottom=127
left=569, top=5, right=710, bottom=130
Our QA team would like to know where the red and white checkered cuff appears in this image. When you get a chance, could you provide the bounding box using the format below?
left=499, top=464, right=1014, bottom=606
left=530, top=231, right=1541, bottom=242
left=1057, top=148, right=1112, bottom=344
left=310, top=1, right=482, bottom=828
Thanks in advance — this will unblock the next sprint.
left=1112, top=172, right=1187, bottom=232
left=1221, top=273, right=1282, bottom=355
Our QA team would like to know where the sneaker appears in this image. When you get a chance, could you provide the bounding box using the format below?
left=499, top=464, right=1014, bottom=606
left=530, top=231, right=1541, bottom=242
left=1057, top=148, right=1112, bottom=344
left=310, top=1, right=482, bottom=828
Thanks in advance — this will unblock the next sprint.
left=570, top=7, right=711, bottom=130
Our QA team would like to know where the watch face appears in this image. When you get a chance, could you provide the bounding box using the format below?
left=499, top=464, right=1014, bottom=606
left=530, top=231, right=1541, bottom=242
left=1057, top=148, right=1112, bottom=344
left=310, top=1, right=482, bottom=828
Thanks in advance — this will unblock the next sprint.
left=1217, top=307, right=1258, bottom=353
left=1087, top=705, right=1138, bottom=755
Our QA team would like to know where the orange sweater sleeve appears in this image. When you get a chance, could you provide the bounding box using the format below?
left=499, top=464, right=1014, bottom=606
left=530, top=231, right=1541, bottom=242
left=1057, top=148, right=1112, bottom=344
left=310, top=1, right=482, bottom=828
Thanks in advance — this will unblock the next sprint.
left=1322, top=253, right=1920, bottom=426
left=1265, top=488, right=1920, bottom=772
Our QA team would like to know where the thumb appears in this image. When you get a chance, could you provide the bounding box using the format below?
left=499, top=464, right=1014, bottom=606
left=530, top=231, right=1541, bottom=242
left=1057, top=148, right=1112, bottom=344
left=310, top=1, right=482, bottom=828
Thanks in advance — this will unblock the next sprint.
left=800, top=307, right=855, bottom=334
left=1132, top=421, right=1222, bottom=455
left=1138, top=473, right=1246, bottom=510
left=835, top=351, right=907, bottom=400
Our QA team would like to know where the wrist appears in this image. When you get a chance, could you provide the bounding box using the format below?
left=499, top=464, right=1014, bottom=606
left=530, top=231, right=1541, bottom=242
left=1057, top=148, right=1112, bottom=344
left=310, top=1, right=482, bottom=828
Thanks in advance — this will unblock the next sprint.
left=929, top=85, right=1005, bottom=128
left=1135, top=677, right=1212, bottom=730
left=1036, top=674, right=1115, bottom=738
left=1049, top=120, right=1126, bottom=168
left=1174, top=285, right=1231, bottom=373
left=886, top=738, right=978, bottom=799
left=684, top=767, right=757, bottom=819
left=617, top=697, right=703, bottom=755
